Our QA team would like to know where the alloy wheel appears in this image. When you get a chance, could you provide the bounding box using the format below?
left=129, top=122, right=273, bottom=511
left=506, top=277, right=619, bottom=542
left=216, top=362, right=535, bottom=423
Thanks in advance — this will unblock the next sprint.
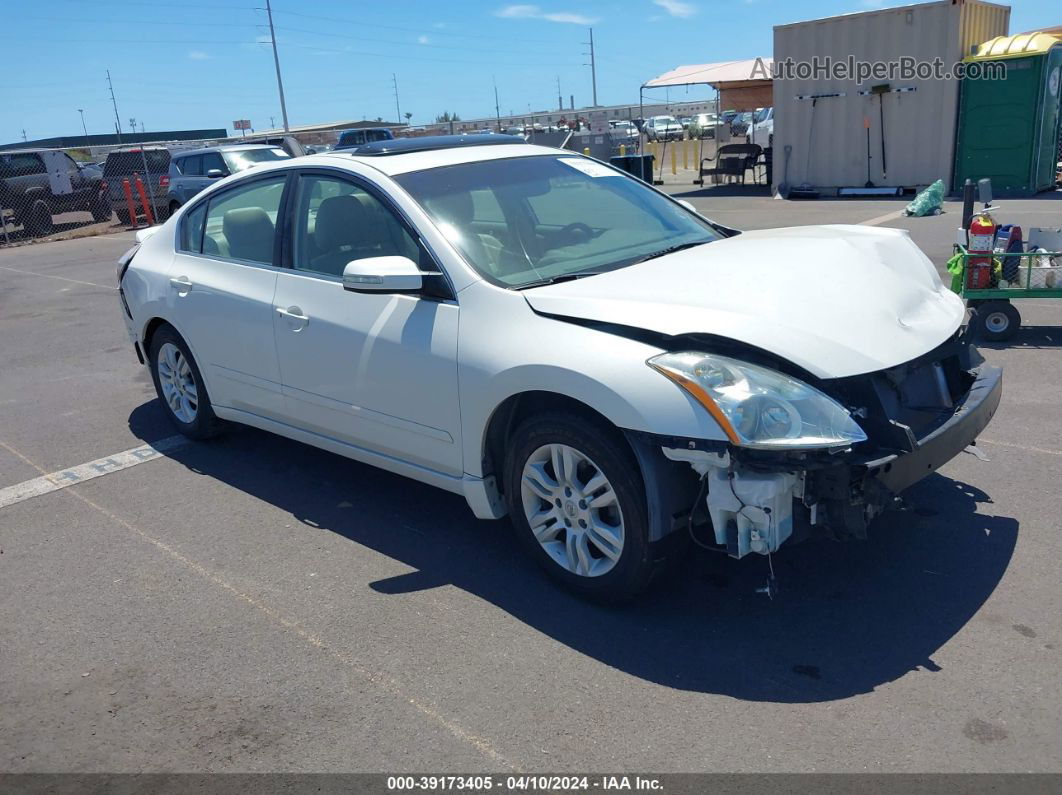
left=520, top=443, right=625, bottom=577
left=157, top=342, right=198, bottom=423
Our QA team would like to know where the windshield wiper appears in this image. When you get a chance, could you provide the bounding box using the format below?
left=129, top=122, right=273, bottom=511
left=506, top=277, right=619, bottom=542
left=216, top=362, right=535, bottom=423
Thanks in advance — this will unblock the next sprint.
left=631, top=240, right=713, bottom=264
left=513, top=271, right=603, bottom=290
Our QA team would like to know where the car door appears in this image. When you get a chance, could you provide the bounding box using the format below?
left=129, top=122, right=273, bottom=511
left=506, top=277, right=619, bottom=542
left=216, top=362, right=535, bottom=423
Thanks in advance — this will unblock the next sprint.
left=174, top=154, right=201, bottom=203
left=168, top=172, right=289, bottom=419
left=271, top=169, right=462, bottom=476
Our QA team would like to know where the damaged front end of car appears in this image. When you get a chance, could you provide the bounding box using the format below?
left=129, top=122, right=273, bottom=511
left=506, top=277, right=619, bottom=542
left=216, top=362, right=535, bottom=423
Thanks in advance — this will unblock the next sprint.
left=650, top=327, right=1002, bottom=560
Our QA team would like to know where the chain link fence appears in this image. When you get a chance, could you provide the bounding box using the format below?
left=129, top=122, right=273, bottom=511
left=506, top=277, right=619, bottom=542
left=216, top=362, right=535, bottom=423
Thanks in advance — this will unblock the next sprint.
left=0, top=137, right=252, bottom=247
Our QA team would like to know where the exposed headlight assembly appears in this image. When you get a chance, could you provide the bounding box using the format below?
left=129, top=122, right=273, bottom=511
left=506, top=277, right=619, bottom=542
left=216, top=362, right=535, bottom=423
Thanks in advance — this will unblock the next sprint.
left=648, top=351, right=867, bottom=450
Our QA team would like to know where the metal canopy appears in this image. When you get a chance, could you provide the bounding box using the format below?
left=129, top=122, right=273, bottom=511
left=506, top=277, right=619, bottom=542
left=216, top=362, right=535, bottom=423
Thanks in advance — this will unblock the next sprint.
left=640, top=58, right=773, bottom=114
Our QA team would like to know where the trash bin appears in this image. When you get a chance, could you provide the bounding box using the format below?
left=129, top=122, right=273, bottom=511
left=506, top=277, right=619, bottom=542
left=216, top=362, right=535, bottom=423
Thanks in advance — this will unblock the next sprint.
left=610, top=154, right=654, bottom=183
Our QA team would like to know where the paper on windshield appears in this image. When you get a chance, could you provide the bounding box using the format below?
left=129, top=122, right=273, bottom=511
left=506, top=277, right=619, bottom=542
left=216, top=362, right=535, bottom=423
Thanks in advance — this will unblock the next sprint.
left=558, top=158, right=619, bottom=178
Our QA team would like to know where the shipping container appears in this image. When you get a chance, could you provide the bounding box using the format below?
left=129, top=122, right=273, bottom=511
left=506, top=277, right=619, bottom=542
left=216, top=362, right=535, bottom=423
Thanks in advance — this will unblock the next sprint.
left=773, top=0, right=1010, bottom=193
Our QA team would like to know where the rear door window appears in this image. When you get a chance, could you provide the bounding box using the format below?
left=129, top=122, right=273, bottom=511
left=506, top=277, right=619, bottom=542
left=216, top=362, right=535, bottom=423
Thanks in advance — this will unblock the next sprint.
left=184, top=155, right=204, bottom=176
left=200, top=175, right=287, bottom=265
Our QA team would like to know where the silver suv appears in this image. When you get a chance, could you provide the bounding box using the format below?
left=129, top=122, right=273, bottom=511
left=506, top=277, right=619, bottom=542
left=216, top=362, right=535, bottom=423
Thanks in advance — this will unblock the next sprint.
left=166, top=145, right=289, bottom=215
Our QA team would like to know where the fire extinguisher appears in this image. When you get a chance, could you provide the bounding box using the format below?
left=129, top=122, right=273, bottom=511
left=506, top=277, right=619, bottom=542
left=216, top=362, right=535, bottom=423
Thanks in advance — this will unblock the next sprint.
left=967, top=212, right=996, bottom=290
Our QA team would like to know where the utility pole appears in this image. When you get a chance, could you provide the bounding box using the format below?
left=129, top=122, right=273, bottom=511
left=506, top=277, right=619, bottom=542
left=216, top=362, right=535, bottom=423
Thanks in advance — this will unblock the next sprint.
left=77, top=109, right=87, bottom=137
left=21, top=129, right=27, bottom=142
left=129, top=117, right=137, bottom=134
left=264, top=0, right=290, bottom=132
left=139, top=121, right=145, bottom=134
left=392, top=73, right=403, bottom=127
left=107, top=69, right=122, bottom=144
left=556, top=76, right=563, bottom=111
left=584, top=27, right=598, bottom=107
left=493, top=75, right=501, bottom=132
left=269, top=116, right=275, bottom=129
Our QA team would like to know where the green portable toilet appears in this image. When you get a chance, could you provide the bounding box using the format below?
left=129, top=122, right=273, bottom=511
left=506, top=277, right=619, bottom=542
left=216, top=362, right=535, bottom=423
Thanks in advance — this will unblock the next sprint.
left=953, top=32, right=1062, bottom=196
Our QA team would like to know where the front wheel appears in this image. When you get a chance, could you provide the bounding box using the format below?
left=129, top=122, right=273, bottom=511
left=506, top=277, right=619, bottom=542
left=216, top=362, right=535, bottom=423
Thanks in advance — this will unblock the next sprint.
left=971, top=301, right=1020, bottom=342
left=504, top=412, right=660, bottom=601
left=148, top=324, right=222, bottom=440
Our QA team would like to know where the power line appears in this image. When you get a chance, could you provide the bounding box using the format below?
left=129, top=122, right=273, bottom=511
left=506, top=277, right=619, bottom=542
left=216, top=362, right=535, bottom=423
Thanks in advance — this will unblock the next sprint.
left=272, top=24, right=570, bottom=54
left=282, top=40, right=581, bottom=68
left=273, top=8, right=565, bottom=44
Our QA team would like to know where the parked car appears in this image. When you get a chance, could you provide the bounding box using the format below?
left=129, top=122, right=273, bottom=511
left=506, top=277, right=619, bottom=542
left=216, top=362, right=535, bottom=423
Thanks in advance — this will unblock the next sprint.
left=334, top=128, right=395, bottom=150
left=644, top=116, right=683, bottom=142
left=118, top=135, right=1001, bottom=601
left=729, top=112, right=754, bottom=137
left=677, top=116, right=692, bottom=131
left=242, top=135, right=306, bottom=158
left=747, top=106, right=774, bottom=147
left=0, top=149, right=110, bottom=236
left=102, top=146, right=171, bottom=225
left=688, top=113, right=720, bottom=140
left=608, top=120, right=639, bottom=147
left=166, top=145, right=289, bottom=215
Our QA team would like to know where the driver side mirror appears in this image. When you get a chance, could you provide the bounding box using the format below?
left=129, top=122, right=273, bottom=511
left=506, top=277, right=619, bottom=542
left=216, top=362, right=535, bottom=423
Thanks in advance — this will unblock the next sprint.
left=206, top=168, right=225, bottom=179
left=343, top=256, right=423, bottom=293
left=677, top=199, right=697, bottom=213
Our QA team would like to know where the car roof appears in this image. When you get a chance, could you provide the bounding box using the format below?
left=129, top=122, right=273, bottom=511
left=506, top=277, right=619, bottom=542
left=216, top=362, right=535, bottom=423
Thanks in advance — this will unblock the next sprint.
left=311, top=139, right=565, bottom=176
left=172, top=144, right=280, bottom=157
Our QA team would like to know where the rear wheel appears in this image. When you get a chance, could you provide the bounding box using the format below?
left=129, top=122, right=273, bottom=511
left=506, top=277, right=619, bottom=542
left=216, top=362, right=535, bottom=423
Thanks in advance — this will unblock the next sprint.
left=504, top=412, right=659, bottom=601
left=27, top=199, right=53, bottom=237
left=148, top=324, right=222, bottom=440
left=116, top=208, right=132, bottom=226
left=168, top=200, right=181, bottom=218
left=971, top=301, right=1020, bottom=341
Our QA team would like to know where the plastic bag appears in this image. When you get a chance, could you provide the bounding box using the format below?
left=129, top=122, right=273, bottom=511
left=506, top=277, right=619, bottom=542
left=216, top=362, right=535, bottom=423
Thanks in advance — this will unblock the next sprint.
left=904, top=179, right=945, bottom=217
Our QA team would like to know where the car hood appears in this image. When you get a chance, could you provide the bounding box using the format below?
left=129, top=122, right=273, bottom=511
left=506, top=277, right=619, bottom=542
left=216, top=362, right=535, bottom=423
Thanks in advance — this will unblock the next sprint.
left=522, top=225, right=965, bottom=379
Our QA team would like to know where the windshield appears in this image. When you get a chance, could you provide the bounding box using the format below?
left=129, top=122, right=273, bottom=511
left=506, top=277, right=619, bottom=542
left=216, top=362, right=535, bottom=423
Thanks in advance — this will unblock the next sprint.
left=222, top=148, right=289, bottom=172
left=754, top=107, right=772, bottom=123
left=395, top=155, right=721, bottom=288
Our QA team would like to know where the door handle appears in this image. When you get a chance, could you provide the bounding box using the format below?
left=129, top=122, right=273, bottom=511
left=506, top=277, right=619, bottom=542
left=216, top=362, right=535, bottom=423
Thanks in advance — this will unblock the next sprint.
left=169, top=276, right=192, bottom=292
left=276, top=306, right=310, bottom=328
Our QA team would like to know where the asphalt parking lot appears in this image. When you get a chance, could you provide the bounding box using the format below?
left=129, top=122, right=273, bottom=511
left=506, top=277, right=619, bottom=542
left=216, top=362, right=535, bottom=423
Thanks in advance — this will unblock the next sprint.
left=1, top=194, right=1060, bottom=773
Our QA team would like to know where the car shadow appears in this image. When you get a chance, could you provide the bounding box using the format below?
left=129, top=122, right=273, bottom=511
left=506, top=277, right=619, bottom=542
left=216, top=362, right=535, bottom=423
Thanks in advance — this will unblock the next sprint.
left=129, top=401, right=1017, bottom=704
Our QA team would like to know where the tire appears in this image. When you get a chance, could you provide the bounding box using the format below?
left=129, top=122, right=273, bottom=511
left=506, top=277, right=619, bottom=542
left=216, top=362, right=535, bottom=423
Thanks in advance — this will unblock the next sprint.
left=148, top=324, right=223, bottom=440
left=971, top=301, right=1020, bottom=342
left=27, top=199, right=53, bottom=237
left=90, top=191, right=112, bottom=223
left=504, top=411, right=660, bottom=601
left=116, top=208, right=132, bottom=226
left=168, top=200, right=181, bottom=218
left=155, top=203, right=169, bottom=222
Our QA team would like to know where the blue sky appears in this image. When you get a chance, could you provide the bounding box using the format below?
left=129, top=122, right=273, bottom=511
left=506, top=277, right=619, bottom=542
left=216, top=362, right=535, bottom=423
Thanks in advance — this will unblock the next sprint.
left=4, top=0, right=1058, bottom=143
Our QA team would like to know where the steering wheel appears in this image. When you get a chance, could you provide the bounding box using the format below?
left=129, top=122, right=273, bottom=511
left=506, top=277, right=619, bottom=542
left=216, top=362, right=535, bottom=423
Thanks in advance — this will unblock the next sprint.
left=557, top=222, right=594, bottom=245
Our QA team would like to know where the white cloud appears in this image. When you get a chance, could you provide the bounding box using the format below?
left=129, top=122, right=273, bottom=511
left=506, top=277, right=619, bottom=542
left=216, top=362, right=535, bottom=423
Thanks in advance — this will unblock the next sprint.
left=651, top=0, right=696, bottom=18
left=417, top=34, right=430, bottom=44
left=495, top=4, right=598, bottom=24
left=188, top=50, right=210, bottom=60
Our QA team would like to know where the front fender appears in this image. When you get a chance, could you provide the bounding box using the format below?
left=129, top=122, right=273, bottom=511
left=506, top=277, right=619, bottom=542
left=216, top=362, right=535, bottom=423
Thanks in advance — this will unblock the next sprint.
left=457, top=282, right=730, bottom=479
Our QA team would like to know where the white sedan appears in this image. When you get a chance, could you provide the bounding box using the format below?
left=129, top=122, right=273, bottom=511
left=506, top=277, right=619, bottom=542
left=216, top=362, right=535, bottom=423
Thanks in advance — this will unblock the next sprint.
left=117, top=135, right=1001, bottom=600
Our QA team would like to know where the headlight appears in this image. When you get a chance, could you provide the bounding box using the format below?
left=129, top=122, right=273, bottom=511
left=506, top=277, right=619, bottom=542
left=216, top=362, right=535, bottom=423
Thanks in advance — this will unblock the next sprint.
left=648, top=351, right=867, bottom=450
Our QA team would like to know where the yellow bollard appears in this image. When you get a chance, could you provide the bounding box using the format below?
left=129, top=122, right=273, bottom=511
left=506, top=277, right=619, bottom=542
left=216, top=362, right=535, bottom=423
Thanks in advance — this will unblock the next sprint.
left=670, top=145, right=677, bottom=175
left=683, top=139, right=689, bottom=170
left=583, top=147, right=591, bottom=156
left=619, top=144, right=626, bottom=156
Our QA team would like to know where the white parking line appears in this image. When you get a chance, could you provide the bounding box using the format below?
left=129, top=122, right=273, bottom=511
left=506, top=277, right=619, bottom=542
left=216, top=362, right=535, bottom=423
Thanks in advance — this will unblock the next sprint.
left=0, top=265, right=117, bottom=290
left=859, top=209, right=905, bottom=227
left=0, top=436, right=187, bottom=510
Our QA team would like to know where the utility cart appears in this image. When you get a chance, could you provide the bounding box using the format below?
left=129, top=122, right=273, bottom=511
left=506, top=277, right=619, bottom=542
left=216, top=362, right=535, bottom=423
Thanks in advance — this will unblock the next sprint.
left=956, top=236, right=1062, bottom=341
